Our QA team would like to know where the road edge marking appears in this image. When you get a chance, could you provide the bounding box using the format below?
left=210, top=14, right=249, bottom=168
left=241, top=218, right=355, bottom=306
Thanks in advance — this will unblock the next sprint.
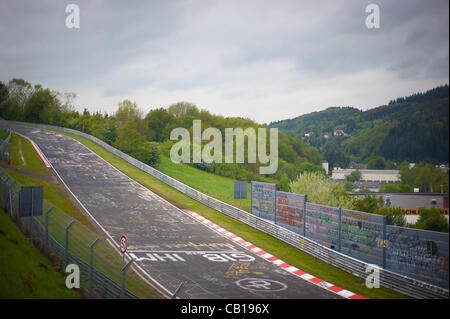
left=186, top=210, right=367, bottom=300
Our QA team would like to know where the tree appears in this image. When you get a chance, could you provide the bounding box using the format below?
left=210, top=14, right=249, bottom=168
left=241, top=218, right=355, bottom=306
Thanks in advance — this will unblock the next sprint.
left=0, top=81, right=9, bottom=118
left=7, top=78, right=33, bottom=111
left=290, top=171, right=354, bottom=209
left=346, top=170, right=362, bottom=182
left=115, top=100, right=143, bottom=126
left=344, top=181, right=355, bottom=192
left=113, top=121, right=160, bottom=167
left=144, top=108, right=175, bottom=142
left=413, top=207, right=449, bottom=232
left=376, top=207, right=407, bottom=227
left=23, top=89, right=60, bottom=124
left=321, top=140, right=349, bottom=169
left=167, top=101, right=199, bottom=118
left=97, top=120, right=118, bottom=145
left=353, top=195, right=383, bottom=214
left=367, top=156, right=386, bottom=169
left=379, top=183, right=412, bottom=193
left=278, top=174, right=291, bottom=192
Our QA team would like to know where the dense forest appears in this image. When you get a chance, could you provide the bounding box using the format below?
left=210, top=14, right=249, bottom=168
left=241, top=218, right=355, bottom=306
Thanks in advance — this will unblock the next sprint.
left=269, top=85, right=449, bottom=168
left=0, top=78, right=324, bottom=184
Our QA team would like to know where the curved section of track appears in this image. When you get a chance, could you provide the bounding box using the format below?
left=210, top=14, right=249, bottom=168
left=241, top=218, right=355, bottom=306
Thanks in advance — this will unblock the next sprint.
left=6, top=125, right=341, bottom=299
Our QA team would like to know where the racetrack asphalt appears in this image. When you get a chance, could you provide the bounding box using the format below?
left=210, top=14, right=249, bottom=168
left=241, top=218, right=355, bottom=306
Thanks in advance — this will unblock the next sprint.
left=4, top=124, right=342, bottom=299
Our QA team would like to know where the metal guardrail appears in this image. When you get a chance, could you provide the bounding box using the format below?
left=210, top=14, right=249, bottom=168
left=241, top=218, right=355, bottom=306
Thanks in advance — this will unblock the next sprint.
left=1, top=120, right=448, bottom=299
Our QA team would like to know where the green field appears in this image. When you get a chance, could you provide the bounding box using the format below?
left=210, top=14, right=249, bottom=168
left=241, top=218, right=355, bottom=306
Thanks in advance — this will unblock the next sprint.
left=2, top=133, right=164, bottom=299
left=56, top=129, right=408, bottom=299
left=0, top=208, right=81, bottom=299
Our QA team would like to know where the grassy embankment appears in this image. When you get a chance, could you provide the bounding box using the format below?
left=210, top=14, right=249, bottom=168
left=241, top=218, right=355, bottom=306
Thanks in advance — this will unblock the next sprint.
left=0, top=207, right=81, bottom=298
left=158, top=155, right=252, bottom=211
left=2, top=132, right=163, bottom=299
left=56, top=129, right=409, bottom=299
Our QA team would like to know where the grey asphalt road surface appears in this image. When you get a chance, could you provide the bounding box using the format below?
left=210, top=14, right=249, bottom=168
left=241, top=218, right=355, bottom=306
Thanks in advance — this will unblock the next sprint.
left=4, top=124, right=342, bottom=299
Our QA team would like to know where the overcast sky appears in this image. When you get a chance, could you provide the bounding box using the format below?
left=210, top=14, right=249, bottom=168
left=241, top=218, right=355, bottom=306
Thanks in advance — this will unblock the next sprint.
left=0, top=0, right=448, bottom=124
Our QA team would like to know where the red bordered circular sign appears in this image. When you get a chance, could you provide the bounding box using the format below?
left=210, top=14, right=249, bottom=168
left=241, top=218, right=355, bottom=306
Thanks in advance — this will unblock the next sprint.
left=120, top=235, right=127, bottom=254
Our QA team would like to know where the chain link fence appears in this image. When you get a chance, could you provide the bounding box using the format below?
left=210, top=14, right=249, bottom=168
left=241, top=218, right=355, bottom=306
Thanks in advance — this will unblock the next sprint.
left=0, top=166, right=138, bottom=299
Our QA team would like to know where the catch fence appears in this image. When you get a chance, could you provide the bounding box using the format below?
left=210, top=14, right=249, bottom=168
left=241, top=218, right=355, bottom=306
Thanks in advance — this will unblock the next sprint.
left=0, top=167, right=139, bottom=299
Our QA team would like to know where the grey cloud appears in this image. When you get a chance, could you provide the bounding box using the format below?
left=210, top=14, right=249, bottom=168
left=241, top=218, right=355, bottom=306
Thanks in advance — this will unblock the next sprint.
left=0, top=0, right=448, bottom=123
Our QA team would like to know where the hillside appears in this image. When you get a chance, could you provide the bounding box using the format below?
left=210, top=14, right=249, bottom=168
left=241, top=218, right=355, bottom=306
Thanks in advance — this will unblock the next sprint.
left=269, top=85, right=449, bottom=167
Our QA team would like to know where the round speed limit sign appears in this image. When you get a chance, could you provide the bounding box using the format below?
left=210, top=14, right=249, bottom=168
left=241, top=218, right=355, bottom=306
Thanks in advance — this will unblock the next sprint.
left=120, top=235, right=127, bottom=254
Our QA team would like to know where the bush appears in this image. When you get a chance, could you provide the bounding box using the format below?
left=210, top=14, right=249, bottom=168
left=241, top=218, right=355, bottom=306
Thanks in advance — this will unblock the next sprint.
left=346, top=170, right=362, bottom=182
left=413, top=207, right=449, bottom=233
left=352, top=195, right=384, bottom=214
left=379, top=183, right=412, bottom=192
left=376, top=206, right=407, bottom=227
left=278, top=174, right=291, bottom=192
left=344, top=181, right=355, bottom=192
left=289, top=171, right=354, bottom=209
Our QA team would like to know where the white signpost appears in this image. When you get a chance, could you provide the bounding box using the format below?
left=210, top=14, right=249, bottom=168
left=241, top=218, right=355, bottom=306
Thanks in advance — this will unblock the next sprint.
left=120, top=235, right=127, bottom=265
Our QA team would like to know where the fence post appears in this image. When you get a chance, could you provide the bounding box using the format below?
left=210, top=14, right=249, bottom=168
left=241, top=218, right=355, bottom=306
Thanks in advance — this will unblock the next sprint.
left=44, top=206, right=55, bottom=253
left=303, top=194, right=307, bottom=237
left=171, top=281, right=185, bottom=299
left=8, top=190, right=13, bottom=217
left=250, top=181, right=253, bottom=216
left=338, top=208, right=342, bottom=252
left=29, top=188, right=34, bottom=243
left=382, top=215, right=388, bottom=269
left=274, top=184, right=278, bottom=224
left=89, top=237, right=102, bottom=299
left=121, top=259, right=134, bottom=299
left=64, top=220, right=76, bottom=268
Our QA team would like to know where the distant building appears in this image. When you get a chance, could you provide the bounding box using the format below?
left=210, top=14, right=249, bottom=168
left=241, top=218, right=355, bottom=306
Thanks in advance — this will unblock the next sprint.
left=333, top=129, right=345, bottom=136
left=347, top=162, right=368, bottom=169
left=323, top=133, right=329, bottom=139
left=332, top=169, right=400, bottom=182
left=322, top=161, right=329, bottom=175
left=304, top=132, right=310, bottom=137
left=436, top=163, right=449, bottom=172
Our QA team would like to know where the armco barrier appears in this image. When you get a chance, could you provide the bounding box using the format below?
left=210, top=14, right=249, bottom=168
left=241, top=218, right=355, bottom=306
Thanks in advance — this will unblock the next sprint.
left=1, top=120, right=448, bottom=299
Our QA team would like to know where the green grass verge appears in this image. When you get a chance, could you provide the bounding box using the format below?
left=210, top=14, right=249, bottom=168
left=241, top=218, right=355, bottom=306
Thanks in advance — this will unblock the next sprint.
left=2, top=133, right=163, bottom=299
left=0, top=208, right=81, bottom=298
left=9, top=132, right=51, bottom=177
left=0, top=129, right=8, bottom=140
left=158, top=155, right=251, bottom=211
left=57, top=129, right=409, bottom=299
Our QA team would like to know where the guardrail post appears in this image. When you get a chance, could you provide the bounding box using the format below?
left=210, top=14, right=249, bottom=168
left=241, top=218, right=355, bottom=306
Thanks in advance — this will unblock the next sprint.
left=89, top=237, right=102, bottom=299
left=382, top=215, right=388, bottom=269
left=44, top=206, right=55, bottom=253
left=338, top=208, right=342, bottom=252
left=171, top=281, right=185, bottom=299
left=303, top=194, right=307, bottom=237
left=64, top=220, right=76, bottom=268
left=121, top=258, right=134, bottom=299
